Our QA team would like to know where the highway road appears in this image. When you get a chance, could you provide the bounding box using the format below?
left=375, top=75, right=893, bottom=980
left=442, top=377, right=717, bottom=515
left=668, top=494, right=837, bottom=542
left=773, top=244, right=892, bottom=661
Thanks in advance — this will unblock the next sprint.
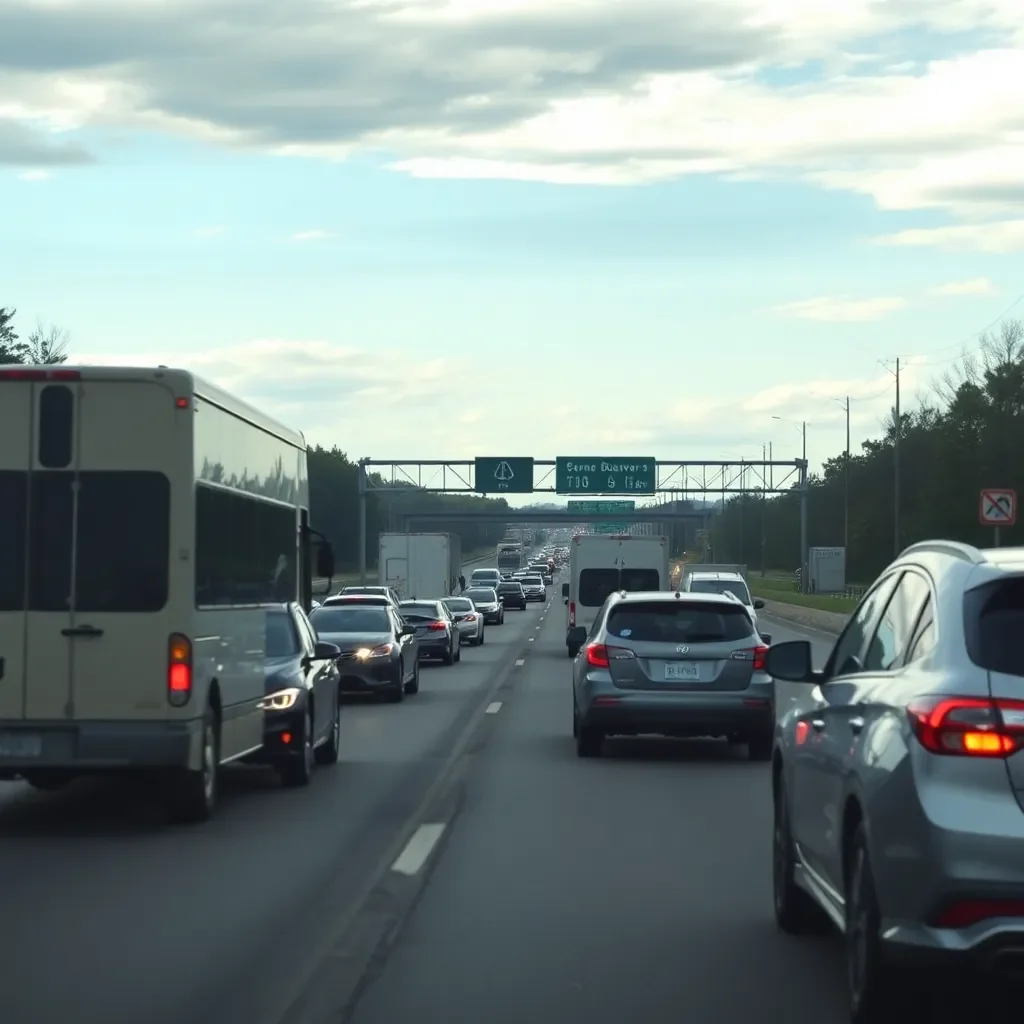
left=3, top=581, right=938, bottom=1024
left=0, top=567, right=546, bottom=1024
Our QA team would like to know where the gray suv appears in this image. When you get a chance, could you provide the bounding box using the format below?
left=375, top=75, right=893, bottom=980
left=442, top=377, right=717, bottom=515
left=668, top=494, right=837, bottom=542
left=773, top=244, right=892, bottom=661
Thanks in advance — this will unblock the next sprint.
left=570, top=589, right=773, bottom=760
left=768, top=540, right=1024, bottom=1021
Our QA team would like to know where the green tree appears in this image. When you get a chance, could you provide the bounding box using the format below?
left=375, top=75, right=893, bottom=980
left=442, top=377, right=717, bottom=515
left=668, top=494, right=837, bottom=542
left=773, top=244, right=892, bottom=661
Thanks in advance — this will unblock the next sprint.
left=0, top=307, right=28, bottom=364
left=712, top=319, right=1024, bottom=582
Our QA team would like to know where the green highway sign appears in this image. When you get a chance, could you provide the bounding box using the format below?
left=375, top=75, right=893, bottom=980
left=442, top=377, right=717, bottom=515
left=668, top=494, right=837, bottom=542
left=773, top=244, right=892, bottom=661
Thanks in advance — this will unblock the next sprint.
left=474, top=456, right=534, bottom=493
left=595, top=522, right=630, bottom=533
left=566, top=500, right=636, bottom=514
left=556, top=458, right=656, bottom=495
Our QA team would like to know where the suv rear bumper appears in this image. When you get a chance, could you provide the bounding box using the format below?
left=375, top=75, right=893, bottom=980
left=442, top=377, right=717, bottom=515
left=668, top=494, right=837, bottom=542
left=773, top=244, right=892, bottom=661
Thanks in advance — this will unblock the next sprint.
left=582, top=692, right=774, bottom=738
left=0, top=718, right=203, bottom=777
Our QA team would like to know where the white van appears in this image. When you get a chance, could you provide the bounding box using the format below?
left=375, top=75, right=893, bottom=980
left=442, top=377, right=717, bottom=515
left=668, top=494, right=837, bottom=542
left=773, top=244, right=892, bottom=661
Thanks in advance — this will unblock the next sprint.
left=0, top=365, right=334, bottom=821
left=562, top=534, right=669, bottom=657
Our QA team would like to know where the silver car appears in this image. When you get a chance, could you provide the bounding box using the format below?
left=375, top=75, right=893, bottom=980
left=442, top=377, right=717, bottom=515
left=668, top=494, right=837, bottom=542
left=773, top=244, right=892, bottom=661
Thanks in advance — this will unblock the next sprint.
left=768, top=539, right=1024, bottom=1021
left=465, top=586, right=504, bottom=625
left=443, top=596, right=485, bottom=645
left=570, top=589, right=773, bottom=759
left=520, top=574, right=546, bottom=602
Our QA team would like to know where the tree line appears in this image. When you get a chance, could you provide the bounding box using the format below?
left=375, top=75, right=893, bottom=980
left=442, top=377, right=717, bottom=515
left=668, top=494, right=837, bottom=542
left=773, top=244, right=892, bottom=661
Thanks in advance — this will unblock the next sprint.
left=2, top=305, right=511, bottom=566
left=712, top=319, right=1024, bottom=583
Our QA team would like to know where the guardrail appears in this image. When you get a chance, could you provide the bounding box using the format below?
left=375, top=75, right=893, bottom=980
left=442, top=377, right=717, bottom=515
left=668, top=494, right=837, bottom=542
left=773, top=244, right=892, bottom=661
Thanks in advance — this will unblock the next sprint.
left=759, top=573, right=867, bottom=601
left=311, top=550, right=499, bottom=596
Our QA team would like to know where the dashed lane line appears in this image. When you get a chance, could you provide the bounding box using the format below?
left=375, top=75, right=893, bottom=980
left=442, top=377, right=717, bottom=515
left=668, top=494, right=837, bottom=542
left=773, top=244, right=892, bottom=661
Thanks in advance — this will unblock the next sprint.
left=391, top=823, right=446, bottom=877
left=485, top=702, right=502, bottom=714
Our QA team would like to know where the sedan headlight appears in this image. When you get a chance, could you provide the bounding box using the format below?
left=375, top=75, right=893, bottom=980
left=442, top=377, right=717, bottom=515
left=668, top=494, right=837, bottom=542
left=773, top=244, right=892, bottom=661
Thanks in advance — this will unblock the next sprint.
left=259, top=687, right=302, bottom=710
left=356, top=643, right=394, bottom=659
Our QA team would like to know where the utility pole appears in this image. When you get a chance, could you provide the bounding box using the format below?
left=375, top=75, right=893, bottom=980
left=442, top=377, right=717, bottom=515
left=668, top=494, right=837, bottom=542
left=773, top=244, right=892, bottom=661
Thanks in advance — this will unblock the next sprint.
left=842, top=396, right=850, bottom=554
left=892, top=360, right=901, bottom=556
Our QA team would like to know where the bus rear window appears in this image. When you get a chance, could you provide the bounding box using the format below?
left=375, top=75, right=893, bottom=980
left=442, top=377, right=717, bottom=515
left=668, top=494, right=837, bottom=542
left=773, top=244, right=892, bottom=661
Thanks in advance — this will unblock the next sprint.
left=0, top=471, right=27, bottom=611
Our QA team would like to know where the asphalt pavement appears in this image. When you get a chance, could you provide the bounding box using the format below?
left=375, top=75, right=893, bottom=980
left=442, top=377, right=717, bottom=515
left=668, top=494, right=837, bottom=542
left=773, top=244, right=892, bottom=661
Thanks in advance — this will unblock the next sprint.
left=0, top=570, right=546, bottom=1024
left=345, top=611, right=855, bottom=1024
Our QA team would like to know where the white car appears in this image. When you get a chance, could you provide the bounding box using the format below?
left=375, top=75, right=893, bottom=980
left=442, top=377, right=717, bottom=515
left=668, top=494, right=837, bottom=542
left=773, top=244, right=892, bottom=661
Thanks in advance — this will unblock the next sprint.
left=443, top=597, right=485, bottom=645
left=683, top=571, right=768, bottom=639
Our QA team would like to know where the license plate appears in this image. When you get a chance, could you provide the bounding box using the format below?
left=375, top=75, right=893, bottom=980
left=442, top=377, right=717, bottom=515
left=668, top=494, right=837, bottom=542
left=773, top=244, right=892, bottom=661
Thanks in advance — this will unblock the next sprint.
left=664, top=662, right=700, bottom=681
left=0, top=732, right=42, bottom=758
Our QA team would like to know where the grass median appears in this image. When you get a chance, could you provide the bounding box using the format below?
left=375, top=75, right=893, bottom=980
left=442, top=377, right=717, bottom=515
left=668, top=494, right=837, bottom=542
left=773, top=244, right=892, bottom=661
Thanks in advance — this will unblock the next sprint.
left=749, top=576, right=859, bottom=615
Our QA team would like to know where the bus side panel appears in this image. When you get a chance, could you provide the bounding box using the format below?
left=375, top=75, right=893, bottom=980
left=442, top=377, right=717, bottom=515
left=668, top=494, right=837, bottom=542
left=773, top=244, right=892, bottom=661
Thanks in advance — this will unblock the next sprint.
left=67, top=381, right=190, bottom=721
left=0, top=382, right=32, bottom=721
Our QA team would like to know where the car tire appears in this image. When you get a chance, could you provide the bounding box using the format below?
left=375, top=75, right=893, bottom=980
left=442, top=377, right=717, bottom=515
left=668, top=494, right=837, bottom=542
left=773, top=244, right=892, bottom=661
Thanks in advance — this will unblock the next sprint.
left=845, top=822, right=914, bottom=1023
left=773, top=777, right=830, bottom=935
left=476, top=628, right=485, bottom=646
left=442, top=643, right=455, bottom=666
left=314, top=689, right=342, bottom=766
left=404, top=658, right=420, bottom=695
left=572, top=700, right=579, bottom=738
left=166, top=704, right=218, bottom=823
left=576, top=722, right=602, bottom=758
left=454, top=637, right=461, bottom=662
left=281, top=708, right=315, bottom=787
left=748, top=734, right=773, bottom=761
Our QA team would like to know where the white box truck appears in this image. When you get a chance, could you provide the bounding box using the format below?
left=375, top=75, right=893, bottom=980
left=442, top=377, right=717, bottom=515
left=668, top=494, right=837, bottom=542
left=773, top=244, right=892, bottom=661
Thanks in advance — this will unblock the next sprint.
left=379, top=532, right=462, bottom=600
left=562, top=534, right=669, bottom=657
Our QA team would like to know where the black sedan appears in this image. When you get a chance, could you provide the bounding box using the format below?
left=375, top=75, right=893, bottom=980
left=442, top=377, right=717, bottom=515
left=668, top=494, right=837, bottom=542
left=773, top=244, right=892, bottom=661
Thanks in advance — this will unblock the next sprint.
left=309, top=603, right=420, bottom=702
left=399, top=599, right=461, bottom=664
left=497, top=580, right=527, bottom=610
left=251, top=604, right=343, bottom=787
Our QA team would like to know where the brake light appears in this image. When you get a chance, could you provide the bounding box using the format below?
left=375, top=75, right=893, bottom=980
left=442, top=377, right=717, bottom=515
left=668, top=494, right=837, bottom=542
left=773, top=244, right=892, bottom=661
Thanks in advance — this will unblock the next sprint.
left=907, top=696, right=1024, bottom=757
left=428, top=620, right=447, bottom=630
left=175, top=397, right=190, bottom=409
left=933, top=899, right=1024, bottom=929
left=168, top=633, right=192, bottom=706
left=584, top=643, right=635, bottom=668
left=0, top=367, right=81, bottom=381
left=752, top=645, right=769, bottom=671
left=569, top=601, right=576, bottom=627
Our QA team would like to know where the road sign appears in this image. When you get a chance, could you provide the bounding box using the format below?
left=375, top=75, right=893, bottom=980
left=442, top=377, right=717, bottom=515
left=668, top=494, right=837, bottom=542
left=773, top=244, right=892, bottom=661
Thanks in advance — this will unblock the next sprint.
left=566, top=500, right=636, bottom=514
left=556, top=457, right=656, bottom=495
left=474, top=456, right=534, bottom=493
left=979, top=488, right=1017, bottom=526
left=595, top=522, right=629, bottom=533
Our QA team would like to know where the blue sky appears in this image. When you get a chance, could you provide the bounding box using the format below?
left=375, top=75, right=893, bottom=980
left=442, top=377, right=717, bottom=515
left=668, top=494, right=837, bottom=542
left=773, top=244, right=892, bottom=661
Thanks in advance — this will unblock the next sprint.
left=2, top=0, right=1023, bottom=505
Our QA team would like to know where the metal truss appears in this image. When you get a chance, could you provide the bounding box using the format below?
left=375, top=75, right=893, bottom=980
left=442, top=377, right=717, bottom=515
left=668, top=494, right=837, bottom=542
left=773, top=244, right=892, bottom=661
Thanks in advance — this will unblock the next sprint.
left=359, top=458, right=806, bottom=495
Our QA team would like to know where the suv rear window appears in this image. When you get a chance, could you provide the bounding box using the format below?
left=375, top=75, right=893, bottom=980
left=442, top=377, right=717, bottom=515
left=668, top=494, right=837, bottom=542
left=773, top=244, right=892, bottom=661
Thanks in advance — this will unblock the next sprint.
left=606, top=600, right=753, bottom=643
left=966, top=578, right=1024, bottom=676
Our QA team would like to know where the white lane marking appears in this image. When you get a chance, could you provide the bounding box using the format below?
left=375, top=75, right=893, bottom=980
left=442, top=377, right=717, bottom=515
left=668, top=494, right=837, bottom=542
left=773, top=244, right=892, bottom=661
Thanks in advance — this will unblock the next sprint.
left=392, top=823, right=446, bottom=876
left=528, top=637, right=535, bottom=642
left=539, top=616, right=544, bottom=621
left=515, top=658, right=525, bottom=666
left=485, top=701, right=502, bottom=714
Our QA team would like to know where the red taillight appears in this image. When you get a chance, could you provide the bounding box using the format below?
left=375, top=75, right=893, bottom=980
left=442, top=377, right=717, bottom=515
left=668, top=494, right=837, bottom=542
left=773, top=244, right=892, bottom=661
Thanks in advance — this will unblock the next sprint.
left=584, top=643, right=634, bottom=668
left=907, top=696, right=1024, bottom=757
left=569, top=601, right=576, bottom=627
left=751, top=645, right=769, bottom=671
left=933, top=899, right=1024, bottom=929
left=175, top=397, right=190, bottom=409
left=0, top=367, right=81, bottom=381
left=168, top=633, right=192, bottom=706
left=428, top=620, right=447, bottom=630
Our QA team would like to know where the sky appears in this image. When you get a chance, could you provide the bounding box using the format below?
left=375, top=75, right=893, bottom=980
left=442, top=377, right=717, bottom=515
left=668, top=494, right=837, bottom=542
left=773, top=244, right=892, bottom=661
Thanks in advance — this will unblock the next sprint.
left=2, top=0, right=1024, bottom=507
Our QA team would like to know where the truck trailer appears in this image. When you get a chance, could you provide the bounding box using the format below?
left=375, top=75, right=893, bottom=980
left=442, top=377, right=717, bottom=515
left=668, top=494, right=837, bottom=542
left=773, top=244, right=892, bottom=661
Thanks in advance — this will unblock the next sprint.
left=378, top=532, right=462, bottom=600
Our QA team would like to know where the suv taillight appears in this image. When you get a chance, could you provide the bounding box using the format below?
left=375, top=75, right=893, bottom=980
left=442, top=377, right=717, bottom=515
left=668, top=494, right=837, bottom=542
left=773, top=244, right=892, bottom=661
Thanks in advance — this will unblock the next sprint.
left=907, top=696, right=1024, bottom=757
left=751, top=645, right=769, bottom=671
left=569, top=601, right=576, bottom=627
left=168, top=633, right=192, bottom=706
left=585, top=643, right=635, bottom=668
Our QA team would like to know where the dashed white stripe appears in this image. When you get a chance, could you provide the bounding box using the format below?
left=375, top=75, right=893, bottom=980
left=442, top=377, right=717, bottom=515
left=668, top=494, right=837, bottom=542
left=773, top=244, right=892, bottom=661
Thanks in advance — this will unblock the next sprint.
left=485, top=702, right=502, bottom=714
left=515, top=658, right=525, bottom=666
left=391, top=824, right=446, bottom=876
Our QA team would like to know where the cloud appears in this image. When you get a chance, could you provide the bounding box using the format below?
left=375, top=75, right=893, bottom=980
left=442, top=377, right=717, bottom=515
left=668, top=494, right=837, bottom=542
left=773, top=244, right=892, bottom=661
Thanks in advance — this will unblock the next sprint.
left=0, top=117, right=93, bottom=166
left=17, top=168, right=50, bottom=180
left=770, top=296, right=907, bottom=322
left=290, top=229, right=333, bottom=242
left=928, top=277, right=997, bottom=297
left=1, top=0, right=1024, bottom=232
left=193, top=225, right=225, bottom=238
left=873, top=220, right=1024, bottom=252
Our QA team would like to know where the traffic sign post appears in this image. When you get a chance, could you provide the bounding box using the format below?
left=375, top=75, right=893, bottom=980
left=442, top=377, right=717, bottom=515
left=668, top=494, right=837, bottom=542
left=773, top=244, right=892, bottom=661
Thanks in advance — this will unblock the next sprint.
left=979, top=487, right=1017, bottom=547
left=474, top=456, right=535, bottom=493
left=556, top=458, right=656, bottom=495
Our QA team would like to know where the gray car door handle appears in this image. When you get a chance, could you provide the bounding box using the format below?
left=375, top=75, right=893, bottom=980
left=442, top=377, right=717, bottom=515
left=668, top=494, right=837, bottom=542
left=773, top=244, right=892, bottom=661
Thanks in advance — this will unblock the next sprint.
left=849, top=716, right=865, bottom=734
left=811, top=719, right=825, bottom=731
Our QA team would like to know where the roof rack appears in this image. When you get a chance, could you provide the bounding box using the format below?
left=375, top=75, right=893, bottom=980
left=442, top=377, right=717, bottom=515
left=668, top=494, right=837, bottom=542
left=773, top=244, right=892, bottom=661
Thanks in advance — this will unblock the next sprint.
left=898, top=540, right=983, bottom=564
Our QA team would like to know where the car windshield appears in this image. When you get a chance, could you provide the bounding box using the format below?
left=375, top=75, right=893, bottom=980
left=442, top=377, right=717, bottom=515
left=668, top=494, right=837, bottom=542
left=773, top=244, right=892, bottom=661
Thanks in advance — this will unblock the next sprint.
left=499, top=582, right=521, bottom=591
left=445, top=599, right=473, bottom=612
left=606, top=601, right=753, bottom=643
left=310, top=607, right=390, bottom=633
left=465, top=589, right=496, bottom=602
left=689, top=579, right=752, bottom=604
left=401, top=602, right=442, bottom=619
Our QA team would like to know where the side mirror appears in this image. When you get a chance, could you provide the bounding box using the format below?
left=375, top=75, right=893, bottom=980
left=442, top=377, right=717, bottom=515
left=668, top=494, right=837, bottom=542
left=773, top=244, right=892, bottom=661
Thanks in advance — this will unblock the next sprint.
left=561, top=583, right=569, bottom=598
left=753, top=599, right=765, bottom=609
left=315, top=546, right=335, bottom=579
left=759, top=633, right=772, bottom=646
left=400, top=626, right=414, bottom=637
left=314, top=640, right=341, bottom=660
left=763, top=640, right=814, bottom=682
left=567, top=626, right=587, bottom=646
